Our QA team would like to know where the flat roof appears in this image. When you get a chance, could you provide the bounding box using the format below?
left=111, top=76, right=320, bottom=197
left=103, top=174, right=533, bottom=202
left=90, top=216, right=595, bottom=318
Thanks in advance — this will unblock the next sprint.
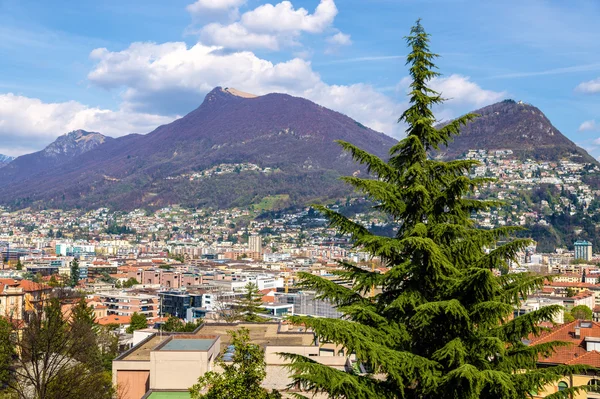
left=122, top=335, right=168, bottom=361
left=159, top=338, right=215, bottom=351
left=198, top=323, right=314, bottom=352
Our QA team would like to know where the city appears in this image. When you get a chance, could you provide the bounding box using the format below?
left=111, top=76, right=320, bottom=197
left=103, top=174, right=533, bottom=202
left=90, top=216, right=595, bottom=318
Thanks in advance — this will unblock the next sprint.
left=2, top=1, right=600, bottom=399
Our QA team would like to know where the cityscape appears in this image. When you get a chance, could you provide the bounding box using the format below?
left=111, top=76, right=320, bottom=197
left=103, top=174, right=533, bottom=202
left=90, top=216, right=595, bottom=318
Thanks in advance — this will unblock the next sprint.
left=3, top=1, right=600, bottom=399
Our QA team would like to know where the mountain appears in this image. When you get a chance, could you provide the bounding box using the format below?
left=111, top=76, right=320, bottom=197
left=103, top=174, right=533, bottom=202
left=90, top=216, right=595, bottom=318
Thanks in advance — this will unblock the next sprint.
left=434, top=99, right=598, bottom=164
left=0, top=130, right=113, bottom=184
left=0, top=154, right=14, bottom=168
left=0, top=88, right=396, bottom=210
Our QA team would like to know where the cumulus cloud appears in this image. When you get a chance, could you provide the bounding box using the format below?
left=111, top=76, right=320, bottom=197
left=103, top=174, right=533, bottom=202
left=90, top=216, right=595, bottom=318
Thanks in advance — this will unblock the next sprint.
left=0, top=93, right=175, bottom=156
left=200, top=23, right=280, bottom=50
left=198, top=0, right=338, bottom=50
left=396, top=74, right=506, bottom=122
left=87, top=40, right=505, bottom=140
left=88, top=41, right=404, bottom=135
left=430, top=74, right=506, bottom=107
left=240, top=0, right=337, bottom=34
left=579, top=120, right=598, bottom=132
left=575, top=78, right=600, bottom=94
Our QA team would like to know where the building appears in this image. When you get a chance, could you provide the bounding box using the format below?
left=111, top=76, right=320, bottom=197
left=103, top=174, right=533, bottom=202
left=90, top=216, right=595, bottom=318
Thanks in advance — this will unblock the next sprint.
left=0, top=279, right=24, bottom=319
left=98, top=291, right=160, bottom=319
left=127, top=269, right=202, bottom=289
left=113, top=322, right=350, bottom=399
left=574, top=240, right=593, bottom=261
left=159, top=291, right=203, bottom=318
left=273, top=291, right=343, bottom=319
left=529, top=320, right=600, bottom=398
left=249, top=235, right=263, bottom=255
left=113, top=334, right=220, bottom=399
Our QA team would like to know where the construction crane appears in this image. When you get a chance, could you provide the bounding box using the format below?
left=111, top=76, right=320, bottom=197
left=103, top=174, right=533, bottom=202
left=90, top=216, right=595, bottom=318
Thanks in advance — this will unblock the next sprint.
left=283, top=267, right=291, bottom=294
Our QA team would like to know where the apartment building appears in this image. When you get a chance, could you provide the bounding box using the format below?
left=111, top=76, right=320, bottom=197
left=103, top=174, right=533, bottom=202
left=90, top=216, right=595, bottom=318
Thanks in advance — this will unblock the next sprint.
left=127, top=269, right=202, bottom=289
left=98, top=291, right=160, bottom=319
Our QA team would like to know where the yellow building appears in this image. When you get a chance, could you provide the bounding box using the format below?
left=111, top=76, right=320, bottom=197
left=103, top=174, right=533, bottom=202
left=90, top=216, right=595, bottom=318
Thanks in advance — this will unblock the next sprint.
left=0, top=279, right=25, bottom=320
left=530, top=320, right=600, bottom=398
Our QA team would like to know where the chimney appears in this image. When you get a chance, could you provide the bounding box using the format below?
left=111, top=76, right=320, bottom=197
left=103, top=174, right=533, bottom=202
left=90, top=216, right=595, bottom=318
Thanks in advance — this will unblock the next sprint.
left=575, top=322, right=581, bottom=339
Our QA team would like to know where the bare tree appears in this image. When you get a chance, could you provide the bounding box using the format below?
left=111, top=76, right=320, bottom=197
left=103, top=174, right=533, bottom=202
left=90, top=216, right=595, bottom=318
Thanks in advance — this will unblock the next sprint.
left=2, top=297, right=115, bottom=399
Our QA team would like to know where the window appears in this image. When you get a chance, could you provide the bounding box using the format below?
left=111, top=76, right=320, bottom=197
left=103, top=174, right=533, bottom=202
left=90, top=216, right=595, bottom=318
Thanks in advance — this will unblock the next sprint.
left=589, top=379, right=600, bottom=386
left=558, top=381, right=568, bottom=391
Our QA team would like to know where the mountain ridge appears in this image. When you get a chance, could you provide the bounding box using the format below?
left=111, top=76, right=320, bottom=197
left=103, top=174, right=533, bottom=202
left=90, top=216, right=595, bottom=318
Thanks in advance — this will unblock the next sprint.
left=435, top=99, right=598, bottom=165
left=0, top=130, right=113, bottom=183
left=0, top=154, right=14, bottom=168
left=0, top=87, right=396, bottom=210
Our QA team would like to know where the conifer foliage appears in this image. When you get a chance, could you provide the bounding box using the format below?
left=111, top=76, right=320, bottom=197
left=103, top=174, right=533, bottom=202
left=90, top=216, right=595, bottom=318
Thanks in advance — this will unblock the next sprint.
left=284, top=20, right=594, bottom=399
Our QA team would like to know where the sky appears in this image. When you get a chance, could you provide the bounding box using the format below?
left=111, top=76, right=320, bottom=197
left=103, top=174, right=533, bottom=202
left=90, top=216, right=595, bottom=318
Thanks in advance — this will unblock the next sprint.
left=2, top=0, right=600, bottom=158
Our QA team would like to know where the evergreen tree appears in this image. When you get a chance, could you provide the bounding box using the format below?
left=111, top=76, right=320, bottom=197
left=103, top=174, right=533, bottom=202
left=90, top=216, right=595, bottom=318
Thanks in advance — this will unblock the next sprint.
left=126, top=312, right=148, bottom=333
left=284, top=20, right=594, bottom=399
left=189, top=328, right=281, bottom=399
left=70, top=259, right=80, bottom=288
left=0, top=317, right=15, bottom=388
left=239, top=282, right=265, bottom=322
left=15, top=259, right=22, bottom=271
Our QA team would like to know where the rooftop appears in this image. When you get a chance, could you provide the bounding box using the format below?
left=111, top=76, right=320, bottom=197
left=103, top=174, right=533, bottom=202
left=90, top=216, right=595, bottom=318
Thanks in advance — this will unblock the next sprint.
left=158, top=337, right=217, bottom=352
left=118, top=322, right=314, bottom=361
left=122, top=335, right=168, bottom=361
left=198, top=323, right=314, bottom=352
left=529, top=320, right=600, bottom=366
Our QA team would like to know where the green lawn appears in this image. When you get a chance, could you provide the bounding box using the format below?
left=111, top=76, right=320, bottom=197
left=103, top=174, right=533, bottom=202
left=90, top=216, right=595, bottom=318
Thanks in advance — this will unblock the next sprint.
left=147, top=392, right=192, bottom=399
left=251, top=194, right=290, bottom=212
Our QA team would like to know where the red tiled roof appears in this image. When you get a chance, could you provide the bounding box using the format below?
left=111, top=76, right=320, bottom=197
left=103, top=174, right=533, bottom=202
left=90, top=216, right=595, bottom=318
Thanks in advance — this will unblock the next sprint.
left=17, top=280, right=51, bottom=292
left=565, top=350, right=600, bottom=368
left=97, top=315, right=131, bottom=325
left=529, top=320, right=600, bottom=365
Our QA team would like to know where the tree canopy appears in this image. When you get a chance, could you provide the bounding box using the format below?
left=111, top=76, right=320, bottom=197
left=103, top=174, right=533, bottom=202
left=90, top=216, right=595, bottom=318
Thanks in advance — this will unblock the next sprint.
left=126, top=312, right=148, bottom=334
left=239, top=282, right=266, bottom=322
left=189, top=328, right=281, bottom=399
left=570, top=305, right=593, bottom=321
left=283, top=20, right=593, bottom=399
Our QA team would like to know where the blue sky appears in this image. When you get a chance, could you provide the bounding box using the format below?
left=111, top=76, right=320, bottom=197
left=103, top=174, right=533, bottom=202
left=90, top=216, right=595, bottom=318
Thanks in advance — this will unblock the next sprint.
left=2, top=0, right=600, bottom=158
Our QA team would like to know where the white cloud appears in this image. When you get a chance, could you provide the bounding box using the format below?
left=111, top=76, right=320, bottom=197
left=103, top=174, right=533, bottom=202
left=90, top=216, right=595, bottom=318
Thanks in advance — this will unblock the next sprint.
left=575, top=78, right=600, bottom=94
left=200, top=23, right=280, bottom=50
left=87, top=41, right=506, bottom=140
left=88, top=41, right=403, bottom=136
left=327, top=32, right=351, bottom=46
left=187, top=0, right=246, bottom=13
left=0, top=93, right=175, bottom=155
left=240, top=0, right=337, bottom=34
left=579, top=120, right=598, bottom=132
left=430, top=74, right=506, bottom=108
left=199, top=0, right=338, bottom=50
left=395, top=74, right=506, bottom=122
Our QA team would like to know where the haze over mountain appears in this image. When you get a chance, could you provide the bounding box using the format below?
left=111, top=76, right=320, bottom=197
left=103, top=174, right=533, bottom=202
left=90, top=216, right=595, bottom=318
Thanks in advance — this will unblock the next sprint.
left=0, top=154, right=14, bottom=168
left=435, top=100, right=598, bottom=165
left=0, top=88, right=396, bottom=210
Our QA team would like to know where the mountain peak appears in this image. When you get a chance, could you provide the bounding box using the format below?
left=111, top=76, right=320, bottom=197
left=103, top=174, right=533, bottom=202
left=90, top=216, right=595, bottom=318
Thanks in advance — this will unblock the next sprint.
left=0, top=154, right=14, bottom=168
left=44, top=130, right=111, bottom=158
left=222, top=87, right=258, bottom=98
left=436, top=100, right=597, bottom=164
